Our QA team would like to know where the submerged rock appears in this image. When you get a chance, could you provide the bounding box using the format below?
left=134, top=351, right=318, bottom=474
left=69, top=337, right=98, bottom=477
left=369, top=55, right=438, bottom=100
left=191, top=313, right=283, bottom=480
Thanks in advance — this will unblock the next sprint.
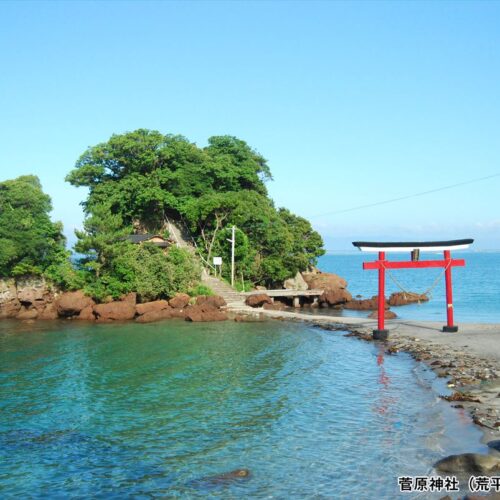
left=434, top=453, right=500, bottom=474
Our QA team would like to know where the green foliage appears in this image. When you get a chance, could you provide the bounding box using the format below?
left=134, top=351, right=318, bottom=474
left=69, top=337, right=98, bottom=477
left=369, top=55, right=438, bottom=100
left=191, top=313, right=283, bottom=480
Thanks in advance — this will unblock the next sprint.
left=67, top=129, right=324, bottom=288
left=0, top=175, right=67, bottom=278
left=187, top=284, right=214, bottom=297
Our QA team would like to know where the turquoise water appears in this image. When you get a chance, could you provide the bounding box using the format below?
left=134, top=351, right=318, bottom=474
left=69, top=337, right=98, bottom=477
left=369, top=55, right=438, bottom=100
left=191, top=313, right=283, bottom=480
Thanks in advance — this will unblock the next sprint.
left=0, top=319, right=485, bottom=498
left=318, top=251, right=500, bottom=323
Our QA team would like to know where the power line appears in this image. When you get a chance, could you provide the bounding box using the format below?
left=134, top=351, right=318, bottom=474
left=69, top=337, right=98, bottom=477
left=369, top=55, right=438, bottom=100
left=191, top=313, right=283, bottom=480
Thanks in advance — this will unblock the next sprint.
left=308, top=172, right=500, bottom=218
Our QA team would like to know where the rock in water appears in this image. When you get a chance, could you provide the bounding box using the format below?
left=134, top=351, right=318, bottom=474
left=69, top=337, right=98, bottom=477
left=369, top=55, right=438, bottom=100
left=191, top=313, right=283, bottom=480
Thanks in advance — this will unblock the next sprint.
left=190, top=468, right=251, bottom=488
left=434, top=453, right=500, bottom=475
left=245, top=294, right=272, bottom=307
left=56, top=291, right=95, bottom=317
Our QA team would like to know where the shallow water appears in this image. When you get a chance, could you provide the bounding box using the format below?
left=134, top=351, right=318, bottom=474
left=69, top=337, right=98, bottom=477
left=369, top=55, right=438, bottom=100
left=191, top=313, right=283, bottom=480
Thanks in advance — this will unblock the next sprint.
left=318, top=251, right=500, bottom=323
left=0, top=319, right=485, bottom=498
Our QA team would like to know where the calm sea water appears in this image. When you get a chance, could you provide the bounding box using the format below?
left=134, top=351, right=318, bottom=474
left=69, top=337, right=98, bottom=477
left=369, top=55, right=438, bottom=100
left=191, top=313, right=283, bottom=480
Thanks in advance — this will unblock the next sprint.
left=318, top=251, right=500, bottom=323
left=0, top=319, right=485, bottom=498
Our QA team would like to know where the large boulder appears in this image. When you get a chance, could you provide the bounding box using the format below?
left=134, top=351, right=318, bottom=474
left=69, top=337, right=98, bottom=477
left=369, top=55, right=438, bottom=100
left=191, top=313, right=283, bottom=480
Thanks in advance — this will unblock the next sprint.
left=284, top=272, right=309, bottom=291
left=245, top=294, right=272, bottom=308
left=344, top=296, right=389, bottom=311
left=56, top=291, right=95, bottom=317
left=195, top=295, right=226, bottom=308
left=185, top=305, right=227, bottom=322
left=169, top=293, right=191, bottom=309
left=77, top=305, right=95, bottom=321
left=136, top=309, right=173, bottom=323
left=93, top=301, right=136, bottom=321
left=302, top=272, right=347, bottom=290
left=0, top=278, right=21, bottom=318
left=263, top=302, right=286, bottom=311
left=434, top=453, right=500, bottom=475
left=136, top=300, right=170, bottom=316
left=320, top=289, right=352, bottom=306
left=388, top=292, right=429, bottom=306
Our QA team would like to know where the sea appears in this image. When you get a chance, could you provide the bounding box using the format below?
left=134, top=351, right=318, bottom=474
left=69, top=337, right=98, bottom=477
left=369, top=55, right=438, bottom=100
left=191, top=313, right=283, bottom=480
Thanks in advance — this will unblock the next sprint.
left=318, top=251, right=500, bottom=323
left=0, top=320, right=486, bottom=499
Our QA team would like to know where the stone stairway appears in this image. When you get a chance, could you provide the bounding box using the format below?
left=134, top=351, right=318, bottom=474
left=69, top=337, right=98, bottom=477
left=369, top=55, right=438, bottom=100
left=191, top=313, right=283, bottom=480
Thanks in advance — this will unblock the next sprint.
left=201, top=273, right=246, bottom=308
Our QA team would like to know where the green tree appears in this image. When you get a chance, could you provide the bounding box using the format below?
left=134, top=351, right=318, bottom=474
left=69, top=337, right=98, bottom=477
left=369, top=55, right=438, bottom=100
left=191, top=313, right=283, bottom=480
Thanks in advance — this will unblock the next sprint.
left=0, top=175, right=67, bottom=277
left=66, top=129, right=324, bottom=288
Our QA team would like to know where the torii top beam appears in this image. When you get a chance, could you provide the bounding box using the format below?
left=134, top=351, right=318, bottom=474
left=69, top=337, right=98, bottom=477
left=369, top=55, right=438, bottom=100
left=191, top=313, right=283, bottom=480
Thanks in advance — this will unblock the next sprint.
left=352, top=238, right=474, bottom=253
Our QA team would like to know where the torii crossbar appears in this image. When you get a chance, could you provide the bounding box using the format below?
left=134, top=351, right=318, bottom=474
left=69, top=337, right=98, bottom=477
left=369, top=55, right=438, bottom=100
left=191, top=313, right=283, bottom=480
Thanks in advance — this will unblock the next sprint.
left=352, top=239, right=474, bottom=340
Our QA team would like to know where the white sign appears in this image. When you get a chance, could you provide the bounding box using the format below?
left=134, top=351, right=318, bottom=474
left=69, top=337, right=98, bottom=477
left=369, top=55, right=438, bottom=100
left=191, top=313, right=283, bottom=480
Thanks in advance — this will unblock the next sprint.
left=213, top=256, right=222, bottom=265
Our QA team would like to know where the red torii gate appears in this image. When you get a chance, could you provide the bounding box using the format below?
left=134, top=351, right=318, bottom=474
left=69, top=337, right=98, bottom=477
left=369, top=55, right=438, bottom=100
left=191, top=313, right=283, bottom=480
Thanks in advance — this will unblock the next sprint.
left=352, top=239, right=474, bottom=340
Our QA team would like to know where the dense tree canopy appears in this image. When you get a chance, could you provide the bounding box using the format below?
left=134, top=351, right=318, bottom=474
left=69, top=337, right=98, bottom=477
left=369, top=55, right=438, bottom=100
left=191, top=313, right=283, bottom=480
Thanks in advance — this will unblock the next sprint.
left=67, top=129, right=324, bottom=288
left=0, top=175, right=67, bottom=277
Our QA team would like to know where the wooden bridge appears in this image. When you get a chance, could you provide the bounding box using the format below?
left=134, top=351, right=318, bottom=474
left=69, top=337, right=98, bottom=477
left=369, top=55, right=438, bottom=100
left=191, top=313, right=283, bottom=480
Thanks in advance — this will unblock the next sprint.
left=242, top=289, right=324, bottom=308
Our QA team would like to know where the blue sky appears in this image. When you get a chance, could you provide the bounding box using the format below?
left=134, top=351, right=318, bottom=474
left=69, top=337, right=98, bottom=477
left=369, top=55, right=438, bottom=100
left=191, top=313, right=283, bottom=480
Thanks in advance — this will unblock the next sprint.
left=1, top=1, right=499, bottom=251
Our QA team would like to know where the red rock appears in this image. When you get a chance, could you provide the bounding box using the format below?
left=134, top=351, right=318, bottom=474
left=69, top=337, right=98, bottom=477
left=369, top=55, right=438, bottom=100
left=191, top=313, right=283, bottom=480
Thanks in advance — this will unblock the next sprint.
left=39, top=303, right=59, bottom=320
left=77, top=305, right=95, bottom=321
left=368, top=309, right=397, bottom=319
left=120, top=292, right=137, bottom=305
left=136, top=309, right=173, bottom=323
left=93, top=301, right=136, bottom=321
left=169, top=293, right=191, bottom=309
left=388, top=292, right=429, bottom=306
left=56, top=291, right=95, bottom=317
left=195, top=295, right=226, bottom=308
left=245, top=294, right=272, bottom=308
left=344, top=296, right=389, bottom=311
left=0, top=299, right=21, bottom=318
left=136, top=300, right=170, bottom=315
left=302, top=272, right=348, bottom=290
left=185, top=306, right=228, bottom=322
left=320, top=289, right=353, bottom=306
left=170, top=309, right=187, bottom=319
left=16, top=306, right=39, bottom=320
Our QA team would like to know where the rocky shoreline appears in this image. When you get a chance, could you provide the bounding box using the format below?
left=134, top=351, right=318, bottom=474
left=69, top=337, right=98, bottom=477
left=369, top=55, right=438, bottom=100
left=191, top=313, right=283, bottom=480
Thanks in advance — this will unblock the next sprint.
left=0, top=277, right=228, bottom=323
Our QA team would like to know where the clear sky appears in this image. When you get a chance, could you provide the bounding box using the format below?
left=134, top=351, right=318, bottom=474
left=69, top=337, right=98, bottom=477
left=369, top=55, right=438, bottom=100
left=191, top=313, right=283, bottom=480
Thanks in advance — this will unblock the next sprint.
left=1, top=1, right=499, bottom=251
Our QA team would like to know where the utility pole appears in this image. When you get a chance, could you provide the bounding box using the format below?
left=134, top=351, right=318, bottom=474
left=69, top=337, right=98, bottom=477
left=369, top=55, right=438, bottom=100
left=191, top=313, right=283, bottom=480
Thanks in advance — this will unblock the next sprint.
left=230, top=225, right=236, bottom=287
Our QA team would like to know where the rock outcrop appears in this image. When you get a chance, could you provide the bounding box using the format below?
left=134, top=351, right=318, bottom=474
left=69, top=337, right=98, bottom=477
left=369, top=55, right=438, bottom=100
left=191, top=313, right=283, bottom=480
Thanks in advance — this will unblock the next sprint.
left=195, top=295, right=226, bottom=308
left=93, top=301, right=136, bottom=322
left=344, top=296, right=389, bottom=311
left=169, top=293, right=191, bottom=309
left=434, top=453, right=500, bottom=475
left=283, top=272, right=308, bottom=291
left=0, top=276, right=58, bottom=319
left=0, top=278, right=21, bottom=318
left=185, top=305, right=227, bottom=322
left=302, top=272, right=347, bottom=291
left=388, top=292, right=429, bottom=306
left=319, top=289, right=352, bottom=307
left=136, top=300, right=170, bottom=316
left=245, top=294, right=273, bottom=308
left=56, top=291, right=94, bottom=317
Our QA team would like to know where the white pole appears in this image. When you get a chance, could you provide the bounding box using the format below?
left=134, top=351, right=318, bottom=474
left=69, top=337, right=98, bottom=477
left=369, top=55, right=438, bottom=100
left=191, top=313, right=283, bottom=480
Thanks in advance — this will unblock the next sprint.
left=231, top=225, right=235, bottom=287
